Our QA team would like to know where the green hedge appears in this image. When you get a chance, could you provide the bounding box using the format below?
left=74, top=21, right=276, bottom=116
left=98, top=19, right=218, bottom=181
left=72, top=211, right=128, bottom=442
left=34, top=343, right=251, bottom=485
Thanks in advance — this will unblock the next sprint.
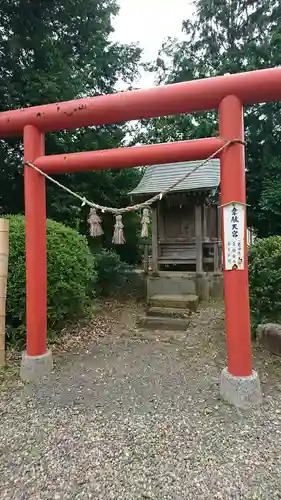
left=6, top=215, right=96, bottom=345
left=248, top=236, right=281, bottom=333
left=94, top=249, right=133, bottom=297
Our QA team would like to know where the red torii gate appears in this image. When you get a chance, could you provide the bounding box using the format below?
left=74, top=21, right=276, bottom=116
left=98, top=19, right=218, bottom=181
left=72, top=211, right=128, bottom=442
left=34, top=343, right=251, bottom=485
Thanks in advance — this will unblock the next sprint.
left=1, top=67, right=281, bottom=407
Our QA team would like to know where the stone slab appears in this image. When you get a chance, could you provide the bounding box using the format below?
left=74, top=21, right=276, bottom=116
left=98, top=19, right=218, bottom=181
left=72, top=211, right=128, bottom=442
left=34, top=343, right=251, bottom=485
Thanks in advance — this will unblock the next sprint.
left=137, top=315, right=190, bottom=331
left=149, top=294, right=199, bottom=311
left=147, top=306, right=191, bottom=319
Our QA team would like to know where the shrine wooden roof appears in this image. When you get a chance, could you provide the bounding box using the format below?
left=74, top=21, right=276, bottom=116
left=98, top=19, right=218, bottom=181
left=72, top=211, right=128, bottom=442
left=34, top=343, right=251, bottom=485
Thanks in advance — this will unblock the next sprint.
left=129, top=159, right=220, bottom=196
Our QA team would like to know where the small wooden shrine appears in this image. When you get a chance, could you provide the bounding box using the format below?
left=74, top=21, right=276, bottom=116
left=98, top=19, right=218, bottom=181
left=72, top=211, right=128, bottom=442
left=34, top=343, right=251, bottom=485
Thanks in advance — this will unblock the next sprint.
left=130, top=159, right=222, bottom=274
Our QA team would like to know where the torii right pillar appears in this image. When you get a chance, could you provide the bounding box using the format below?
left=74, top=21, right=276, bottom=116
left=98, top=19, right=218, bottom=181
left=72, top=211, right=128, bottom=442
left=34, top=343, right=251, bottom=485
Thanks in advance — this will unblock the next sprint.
left=219, top=95, right=262, bottom=409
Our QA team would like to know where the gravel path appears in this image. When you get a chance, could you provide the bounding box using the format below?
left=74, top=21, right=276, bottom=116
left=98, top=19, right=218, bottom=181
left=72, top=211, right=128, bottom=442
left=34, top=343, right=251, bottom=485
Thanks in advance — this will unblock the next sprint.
left=1, top=302, right=281, bottom=499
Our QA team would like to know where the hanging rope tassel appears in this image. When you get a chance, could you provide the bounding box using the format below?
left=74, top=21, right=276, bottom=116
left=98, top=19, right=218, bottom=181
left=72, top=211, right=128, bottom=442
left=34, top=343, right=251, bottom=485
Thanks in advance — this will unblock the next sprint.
left=112, top=214, right=125, bottom=245
left=88, top=208, right=103, bottom=237
left=141, top=208, right=150, bottom=238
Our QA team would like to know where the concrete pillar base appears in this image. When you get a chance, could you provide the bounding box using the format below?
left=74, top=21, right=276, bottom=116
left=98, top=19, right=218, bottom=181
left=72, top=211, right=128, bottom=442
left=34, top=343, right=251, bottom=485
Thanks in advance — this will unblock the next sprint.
left=220, top=367, right=262, bottom=409
left=20, top=349, right=53, bottom=382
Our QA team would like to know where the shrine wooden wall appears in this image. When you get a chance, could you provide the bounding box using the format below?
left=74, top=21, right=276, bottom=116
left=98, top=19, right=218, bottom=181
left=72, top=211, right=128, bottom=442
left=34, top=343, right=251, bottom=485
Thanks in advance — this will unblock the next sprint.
left=157, top=196, right=219, bottom=242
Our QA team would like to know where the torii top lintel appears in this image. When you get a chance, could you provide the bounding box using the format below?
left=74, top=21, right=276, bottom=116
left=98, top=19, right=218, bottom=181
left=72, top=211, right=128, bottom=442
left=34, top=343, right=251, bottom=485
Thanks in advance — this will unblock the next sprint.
left=1, top=67, right=281, bottom=137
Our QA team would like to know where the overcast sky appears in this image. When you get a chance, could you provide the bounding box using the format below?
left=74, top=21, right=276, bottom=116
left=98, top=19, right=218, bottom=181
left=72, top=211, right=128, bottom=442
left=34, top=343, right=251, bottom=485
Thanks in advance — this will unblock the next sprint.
left=112, top=0, right=195, bottom=88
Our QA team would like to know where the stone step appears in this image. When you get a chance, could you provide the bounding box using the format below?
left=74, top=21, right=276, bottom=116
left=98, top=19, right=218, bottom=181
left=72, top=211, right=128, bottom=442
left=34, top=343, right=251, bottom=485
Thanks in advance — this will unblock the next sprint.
left=147, top=306, right=191, bottom=319
left=137, top=315, right=190, bottom=331
left=149, top=294, right=199, bottom=311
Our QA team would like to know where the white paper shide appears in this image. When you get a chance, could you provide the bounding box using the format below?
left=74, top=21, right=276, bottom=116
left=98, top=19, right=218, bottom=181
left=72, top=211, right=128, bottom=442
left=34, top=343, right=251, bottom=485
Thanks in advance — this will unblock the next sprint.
left=223, top=202, right=245, bottom=271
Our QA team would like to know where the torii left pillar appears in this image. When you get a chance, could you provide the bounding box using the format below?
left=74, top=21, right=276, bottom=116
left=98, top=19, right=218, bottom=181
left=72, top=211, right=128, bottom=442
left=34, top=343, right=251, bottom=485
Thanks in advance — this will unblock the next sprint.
left=20, top=125, right=53, bottom=382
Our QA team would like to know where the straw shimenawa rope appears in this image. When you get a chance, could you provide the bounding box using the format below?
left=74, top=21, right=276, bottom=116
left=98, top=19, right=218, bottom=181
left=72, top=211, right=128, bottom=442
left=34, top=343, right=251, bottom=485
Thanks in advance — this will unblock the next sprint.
left=24, top=138, right=245, bottom=215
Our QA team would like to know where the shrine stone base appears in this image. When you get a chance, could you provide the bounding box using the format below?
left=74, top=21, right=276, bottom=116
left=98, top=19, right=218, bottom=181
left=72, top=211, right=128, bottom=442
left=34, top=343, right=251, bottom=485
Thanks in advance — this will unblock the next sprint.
left=220, top=368, right=262, bottom=409
left=20, top=350, right=53, bottom=382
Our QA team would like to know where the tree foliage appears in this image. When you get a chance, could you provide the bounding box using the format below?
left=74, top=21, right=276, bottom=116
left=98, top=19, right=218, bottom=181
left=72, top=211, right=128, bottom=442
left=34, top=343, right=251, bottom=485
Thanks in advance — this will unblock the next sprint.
left=138, top=0, right=281, bottom=237
left=0, top=0, right=142, bottom=262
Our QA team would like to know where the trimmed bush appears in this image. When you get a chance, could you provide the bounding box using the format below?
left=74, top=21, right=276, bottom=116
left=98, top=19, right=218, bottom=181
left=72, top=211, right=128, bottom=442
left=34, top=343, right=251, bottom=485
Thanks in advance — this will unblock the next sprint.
left=248, top=236, right=281, bottom=333
left=6, top=215, right=96, bottom=345
left=94, top=249, right=133, bottom=297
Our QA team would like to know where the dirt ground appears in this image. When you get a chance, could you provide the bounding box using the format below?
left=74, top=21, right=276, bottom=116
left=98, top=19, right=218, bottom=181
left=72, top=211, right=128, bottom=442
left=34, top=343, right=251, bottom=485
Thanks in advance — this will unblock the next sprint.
left=0, top=300, right=281, bottom=499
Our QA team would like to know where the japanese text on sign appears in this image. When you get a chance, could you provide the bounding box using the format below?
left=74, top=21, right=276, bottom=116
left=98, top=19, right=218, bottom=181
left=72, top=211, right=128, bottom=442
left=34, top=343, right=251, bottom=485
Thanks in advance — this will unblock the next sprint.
left=223, top=202, right=245, bottom=271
